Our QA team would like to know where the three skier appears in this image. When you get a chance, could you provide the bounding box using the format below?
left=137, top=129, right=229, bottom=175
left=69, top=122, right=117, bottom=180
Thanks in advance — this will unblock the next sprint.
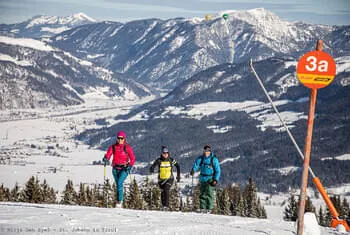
left=103, top=132, right=220, bottom=212
left=103, top=131, right=136, bottom=208
left=190, top=144, right=221, bottom=213
left=150, top=146, right=181, bottom=211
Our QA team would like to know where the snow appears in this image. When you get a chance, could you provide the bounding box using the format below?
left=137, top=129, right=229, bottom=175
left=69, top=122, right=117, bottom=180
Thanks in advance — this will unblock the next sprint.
left=26, top=13, right=96, bottom=29
left=302, top=212, right=321, bottom=235
left=40, top=26, right=70, bottom=34
left=0, top=53, right=34, bottom=67
left=207, top=125, right=233, bottom=133
left=268, top=166, right=299, bottom=176
left=159, top=100, right=307, bottom=131
left=87, top=54, right=104, bottom=59
left=220, top=156, right=240, bottom=164
left=0, top=36, right=55, bottom=52
left=0, top=202, right=343, bottom=235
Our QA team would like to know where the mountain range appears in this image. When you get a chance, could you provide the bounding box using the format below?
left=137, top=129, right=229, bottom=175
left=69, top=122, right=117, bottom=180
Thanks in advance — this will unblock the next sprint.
left=0, top=9, right=349, bottom=192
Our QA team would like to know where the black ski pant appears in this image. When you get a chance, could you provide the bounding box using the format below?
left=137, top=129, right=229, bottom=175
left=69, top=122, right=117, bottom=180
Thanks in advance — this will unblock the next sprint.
left=159, top=178, right=174, bottom=207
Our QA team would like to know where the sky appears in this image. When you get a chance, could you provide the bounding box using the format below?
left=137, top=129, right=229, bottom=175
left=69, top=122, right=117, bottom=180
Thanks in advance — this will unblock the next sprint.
left=0, top=0, right=349, bottom=25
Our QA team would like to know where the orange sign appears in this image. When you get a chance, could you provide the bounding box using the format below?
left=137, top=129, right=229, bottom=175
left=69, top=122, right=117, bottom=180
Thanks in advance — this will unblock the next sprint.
left=296, top=50, right=336, bottom=89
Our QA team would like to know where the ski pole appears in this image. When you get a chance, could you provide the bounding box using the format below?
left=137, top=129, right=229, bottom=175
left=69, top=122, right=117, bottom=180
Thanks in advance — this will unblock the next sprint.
left=249, top=59, right=350, bottom=231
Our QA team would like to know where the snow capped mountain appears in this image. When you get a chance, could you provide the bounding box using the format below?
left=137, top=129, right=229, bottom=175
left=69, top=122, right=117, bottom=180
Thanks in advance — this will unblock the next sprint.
left=0, top=13, right=96, bottom=39
left=50, top=9, right=349, bottom=89
left=0, top=36, right=152, bottom=110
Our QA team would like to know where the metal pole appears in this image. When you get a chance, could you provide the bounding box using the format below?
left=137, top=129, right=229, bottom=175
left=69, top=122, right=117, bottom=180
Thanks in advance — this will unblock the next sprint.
left=296, top=40, right=322, bottom=235
left=249, top=59, right=316, bottom=178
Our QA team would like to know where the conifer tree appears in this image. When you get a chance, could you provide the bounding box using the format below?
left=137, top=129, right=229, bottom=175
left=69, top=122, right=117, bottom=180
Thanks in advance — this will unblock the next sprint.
left=91, top=184, right=100, bottom=207
left=192, top=183, right=201, bottom=212
left=102, top=179, right=114, bottom=208
left=20, top=176, right=43, bottom=203
left=151, top=185, right=161, bottom=210
left=235, top=195, right=245, bottom=217
left=10, top=183, right=20, bottom=202
left=112, top=183, right=117, bottom=207
left=0, top=184, right=10, bottom=201
left=141, top=177, right=152, bottom=210
left=341, top=198, right=349, bottom=220
left=85, top=185, right=92, bottom=206
left=0, top=184, right=4, bottom=201
left=284, top=195, right=298, bottom=221
left=77, top=183, right=88, bottom=206
left=318, top=206, right=325, bottom=226
left=218, top=188, right=231, bottom=215
left=243, top=178, right=259, bottom=218
left=61, top=179, right=77, bottom=205
left=48, top=188, right=57, bottom=204
left=41, top=180, right=56, bottom=204
left=169, top=182, right=179, bottom=211
left=305, top=196, right=315, bottom=213
left=127, top=178, right=143, bottom=209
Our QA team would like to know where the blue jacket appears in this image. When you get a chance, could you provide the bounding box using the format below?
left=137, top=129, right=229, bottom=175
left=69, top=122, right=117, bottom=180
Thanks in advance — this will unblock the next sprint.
left=192, top=152, right=221, bottom=183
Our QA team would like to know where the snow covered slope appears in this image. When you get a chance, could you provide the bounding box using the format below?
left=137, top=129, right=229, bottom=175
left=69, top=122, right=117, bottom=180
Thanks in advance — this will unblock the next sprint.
left=0, top=36, right=152, bottom=109
left=0, top=202, right=343, bottom=235
left=0, top=13, right=96, bottom=39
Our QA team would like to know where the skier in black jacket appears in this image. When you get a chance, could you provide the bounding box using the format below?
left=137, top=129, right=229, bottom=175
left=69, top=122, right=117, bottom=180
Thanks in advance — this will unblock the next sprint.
left=150, top=146, right=180, bottom=210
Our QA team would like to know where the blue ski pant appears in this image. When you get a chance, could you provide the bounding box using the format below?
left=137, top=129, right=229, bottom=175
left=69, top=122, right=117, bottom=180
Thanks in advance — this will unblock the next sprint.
left=112, top=168, right=129, bottom=202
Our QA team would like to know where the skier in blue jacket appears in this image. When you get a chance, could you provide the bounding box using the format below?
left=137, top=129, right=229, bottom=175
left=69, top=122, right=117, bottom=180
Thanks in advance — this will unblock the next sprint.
left=190, top=144, right=221, bottom=213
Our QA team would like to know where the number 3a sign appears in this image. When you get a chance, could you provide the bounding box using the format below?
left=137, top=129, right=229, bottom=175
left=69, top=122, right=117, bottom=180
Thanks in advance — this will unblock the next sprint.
left=296, top=51, right=336, bottom=89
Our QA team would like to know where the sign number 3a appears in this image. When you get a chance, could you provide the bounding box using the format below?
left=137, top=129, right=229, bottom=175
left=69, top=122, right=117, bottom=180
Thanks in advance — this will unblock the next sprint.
left=296, top=50, right=336, bottom=89
left=305, top=56, right=328, bottom=72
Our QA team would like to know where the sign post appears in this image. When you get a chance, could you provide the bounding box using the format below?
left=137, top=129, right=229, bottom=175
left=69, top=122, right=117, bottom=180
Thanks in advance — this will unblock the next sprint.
left=296, top=40, right=336, bottom=235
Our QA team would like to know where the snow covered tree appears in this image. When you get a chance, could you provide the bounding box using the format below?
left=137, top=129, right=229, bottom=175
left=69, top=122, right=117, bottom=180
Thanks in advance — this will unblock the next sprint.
left=41, top=179, right=56, bottom=204
left=90, top=184, right=100, bottom=207
left=10, top=183, right=20, bottom=202
left=102, top=179, right=114, bottom=208
left=169, top=182, right=179, bottom=211
left=305, top=196, right=315, bottom=213
left=318, top=206, right=326, bottom=226
left=77, top=183, right=88, bottom=206
left=0, top=184, right=10, bottom=201
left=192, top=183, right=201, bottom=212
left=61, top=179, right=77, bottom=205
left=141, top=177, right=152, bottom=210
left=20, top=176, right=43, bottom=203
left=217, top=188, right=231, bottom=215
left=243, top=178, right=259, bottom=218
left=127, top=178, right=143, bottom=209
left=284, top=195, right=298, bottom=221
left=150, top=185, right=161, bottom=210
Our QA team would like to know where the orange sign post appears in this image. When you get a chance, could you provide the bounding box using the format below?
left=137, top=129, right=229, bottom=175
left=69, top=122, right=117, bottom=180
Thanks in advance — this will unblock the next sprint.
left=296, top=40, right=336, bottom=235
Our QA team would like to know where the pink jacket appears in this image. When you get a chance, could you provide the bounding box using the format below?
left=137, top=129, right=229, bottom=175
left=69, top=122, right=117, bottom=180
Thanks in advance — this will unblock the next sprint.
left=105, top=143, right=136, bottom=167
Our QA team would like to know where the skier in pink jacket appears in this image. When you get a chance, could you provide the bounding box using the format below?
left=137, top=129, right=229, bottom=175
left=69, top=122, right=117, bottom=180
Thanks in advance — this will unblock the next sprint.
left=103, top=131, right=136, bottom=207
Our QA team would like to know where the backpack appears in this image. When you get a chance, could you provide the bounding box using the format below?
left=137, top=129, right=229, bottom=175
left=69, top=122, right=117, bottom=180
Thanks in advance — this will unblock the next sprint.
left=112, top=144, right=129, bottom=158
left=199, top=155, right=217, bottom=177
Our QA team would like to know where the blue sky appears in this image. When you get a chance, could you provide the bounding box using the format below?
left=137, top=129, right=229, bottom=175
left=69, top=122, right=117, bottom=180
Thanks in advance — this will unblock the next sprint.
left=0, top=0, right=349, bottom=25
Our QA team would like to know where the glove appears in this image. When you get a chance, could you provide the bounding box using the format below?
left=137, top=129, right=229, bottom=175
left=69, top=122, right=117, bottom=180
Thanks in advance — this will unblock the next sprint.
left=190, top=169, right=194, bottom=176
left=211, top=180, right=217, bottom=187
left=102, top=157, right=108, bottom=163
left=176, top=176, right=180, bottom=183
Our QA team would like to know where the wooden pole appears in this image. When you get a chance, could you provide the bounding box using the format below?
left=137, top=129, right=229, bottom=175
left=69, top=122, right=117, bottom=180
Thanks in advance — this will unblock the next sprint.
left=296, top=39, right=322, bottom=235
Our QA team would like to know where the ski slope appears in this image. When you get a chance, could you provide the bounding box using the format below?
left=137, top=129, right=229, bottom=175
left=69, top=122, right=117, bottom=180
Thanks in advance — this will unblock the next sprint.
left=0, top=202, right=343, bottom=235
